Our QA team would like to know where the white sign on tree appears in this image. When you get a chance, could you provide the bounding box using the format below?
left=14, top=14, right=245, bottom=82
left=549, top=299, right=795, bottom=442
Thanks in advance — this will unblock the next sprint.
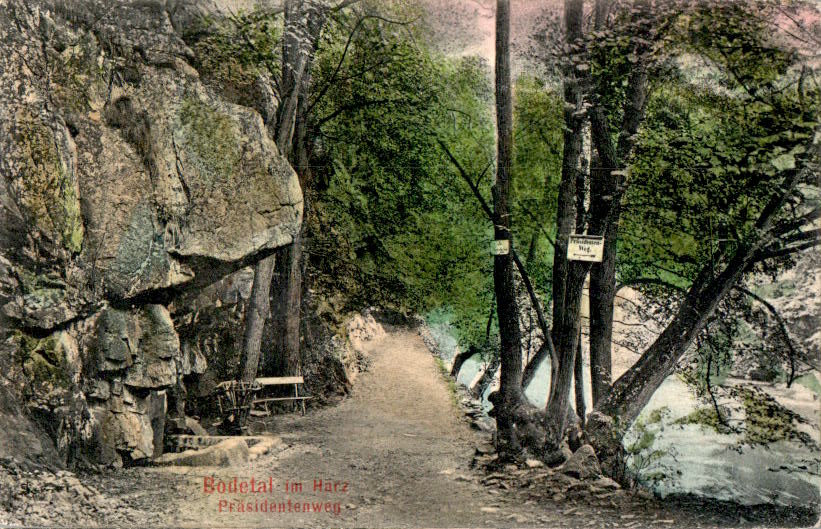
left=491, top=239, right=510, bottom=255
left=567, top=235, right=604, bottom=262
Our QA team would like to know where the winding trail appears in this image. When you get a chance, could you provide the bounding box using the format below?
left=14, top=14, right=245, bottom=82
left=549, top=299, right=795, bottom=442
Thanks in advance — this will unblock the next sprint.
left=87, top=327, right=816, bottom=528
left=173, top=328, right=537, bottom=527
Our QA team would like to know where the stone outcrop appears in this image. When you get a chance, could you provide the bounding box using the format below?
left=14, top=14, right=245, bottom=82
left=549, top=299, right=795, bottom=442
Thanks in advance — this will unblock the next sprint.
left=0, top=0, right=302, bottom=467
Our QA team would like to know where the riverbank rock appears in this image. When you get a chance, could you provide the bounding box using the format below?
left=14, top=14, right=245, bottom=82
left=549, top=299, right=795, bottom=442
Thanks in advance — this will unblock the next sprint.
left=561, top=444, right=602, bottom=480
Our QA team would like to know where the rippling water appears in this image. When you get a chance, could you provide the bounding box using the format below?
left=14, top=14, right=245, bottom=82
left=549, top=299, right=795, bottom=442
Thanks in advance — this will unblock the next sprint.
left=428, top=318, right=821, bottom=507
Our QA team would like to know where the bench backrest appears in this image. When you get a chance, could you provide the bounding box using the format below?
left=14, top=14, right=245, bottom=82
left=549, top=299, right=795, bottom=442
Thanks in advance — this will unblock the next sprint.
left=255, top=376, right=304, bottom=386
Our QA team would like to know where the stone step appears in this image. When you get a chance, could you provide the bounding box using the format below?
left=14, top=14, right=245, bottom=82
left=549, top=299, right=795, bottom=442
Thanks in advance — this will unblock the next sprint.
left=166, top=435, right=274, bottom=453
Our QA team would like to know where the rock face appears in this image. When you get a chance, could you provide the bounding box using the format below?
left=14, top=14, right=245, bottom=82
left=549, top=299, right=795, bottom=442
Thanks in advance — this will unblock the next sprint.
left=0, top=0, right=302, bottom=467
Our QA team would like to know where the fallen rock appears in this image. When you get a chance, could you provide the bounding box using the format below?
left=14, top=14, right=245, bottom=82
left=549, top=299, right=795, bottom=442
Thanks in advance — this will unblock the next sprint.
left=248, top=437, right=283, bottom=460
left=153, top=438, right=249, bottom=467
left=560, top=444, right=602, bottom=480
left=592, top=476, right=621, bottom=490
left=184, top=417, right=209, bottom=437
left=525, top=458, right=544, bottom=468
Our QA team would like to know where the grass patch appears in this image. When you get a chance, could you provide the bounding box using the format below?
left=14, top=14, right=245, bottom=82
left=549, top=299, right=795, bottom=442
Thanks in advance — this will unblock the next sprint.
left=673, top=406, right=735, bottom=435
left=434, top=356, right=460, bottom=407
left=795, top=373, right=821, bottom=396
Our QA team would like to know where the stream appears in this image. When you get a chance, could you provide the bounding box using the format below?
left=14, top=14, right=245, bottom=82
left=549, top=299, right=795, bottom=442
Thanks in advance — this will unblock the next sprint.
left=429, top=319, right=821, bottom=508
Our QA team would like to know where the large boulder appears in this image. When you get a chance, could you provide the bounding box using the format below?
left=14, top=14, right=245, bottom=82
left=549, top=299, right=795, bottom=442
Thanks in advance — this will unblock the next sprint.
left=0, top=0, right=302, bottom=327
left=0, top=0, right=302, bottom=468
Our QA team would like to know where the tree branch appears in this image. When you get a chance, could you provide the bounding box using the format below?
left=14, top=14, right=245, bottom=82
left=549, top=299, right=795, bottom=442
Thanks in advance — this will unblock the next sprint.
left=438, top=138, right=559, bottom=385
left=734, top=285, right=799, bottom=386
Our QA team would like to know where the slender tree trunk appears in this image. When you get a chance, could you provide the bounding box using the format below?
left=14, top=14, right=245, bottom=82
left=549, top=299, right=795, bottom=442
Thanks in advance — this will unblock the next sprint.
left=239, top=257, right=276, bottom=382
left=542, top=0, right=586, bottom=450
left=240, top=0, right=326, bottom=383
left=492, top=0, right=524, bottom=454
left=574, top=330, right=586, bottom=426
left=587, top=45, right=649, bottom=404
left=474, top=352, right=501, bottom=400
left=521, top=342, right=547, bottom=390
left=451, top=346, right=477, bottom=378
left=545, top=262, right=587, bottom=445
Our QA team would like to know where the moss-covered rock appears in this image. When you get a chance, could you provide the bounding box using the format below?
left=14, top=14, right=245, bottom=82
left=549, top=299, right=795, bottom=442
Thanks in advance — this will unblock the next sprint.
left=11, top=112, right=83, bottom=254
left=178, top=96, right=242, bottom=181
left=17, top=331, right=72, bottom=392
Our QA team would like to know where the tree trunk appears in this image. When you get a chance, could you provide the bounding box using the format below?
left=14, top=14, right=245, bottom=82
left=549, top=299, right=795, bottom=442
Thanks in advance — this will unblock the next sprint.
left=265, top=231, right=304, bottom=376
left=588, top=147, right=617, bottom=404
left=542, top=0, right=586, bottom=450
left=492, top=0, right=524, bottom=455
left=545, top=262, right=588, bottom=445
left=240, top=0, right=326, bottom=383
left=588, top=252, right=615, bottom=404
left=263, top=71, right=316, bottom=377
left=574, top=330, right=586, bottom=426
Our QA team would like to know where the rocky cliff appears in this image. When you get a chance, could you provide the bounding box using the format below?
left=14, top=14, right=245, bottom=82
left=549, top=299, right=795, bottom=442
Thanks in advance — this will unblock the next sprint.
left=0, top=0, right=302, bottom=468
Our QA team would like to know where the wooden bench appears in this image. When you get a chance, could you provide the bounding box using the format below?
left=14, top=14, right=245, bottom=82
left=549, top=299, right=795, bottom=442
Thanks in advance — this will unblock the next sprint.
left=251, top=376, right=311, bottom=416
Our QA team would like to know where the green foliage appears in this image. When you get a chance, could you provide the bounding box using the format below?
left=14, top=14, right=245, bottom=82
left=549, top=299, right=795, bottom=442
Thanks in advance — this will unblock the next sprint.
left=619, top=0, right=819, bottom=289
left=307, top=9, right=498, bottom=346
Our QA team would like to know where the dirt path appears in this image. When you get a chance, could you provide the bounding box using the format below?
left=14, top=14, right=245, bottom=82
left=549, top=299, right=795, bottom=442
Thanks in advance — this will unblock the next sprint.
left=79, top=327, right=816, bottom=528
left=158, top=328, right=540, bottom=527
